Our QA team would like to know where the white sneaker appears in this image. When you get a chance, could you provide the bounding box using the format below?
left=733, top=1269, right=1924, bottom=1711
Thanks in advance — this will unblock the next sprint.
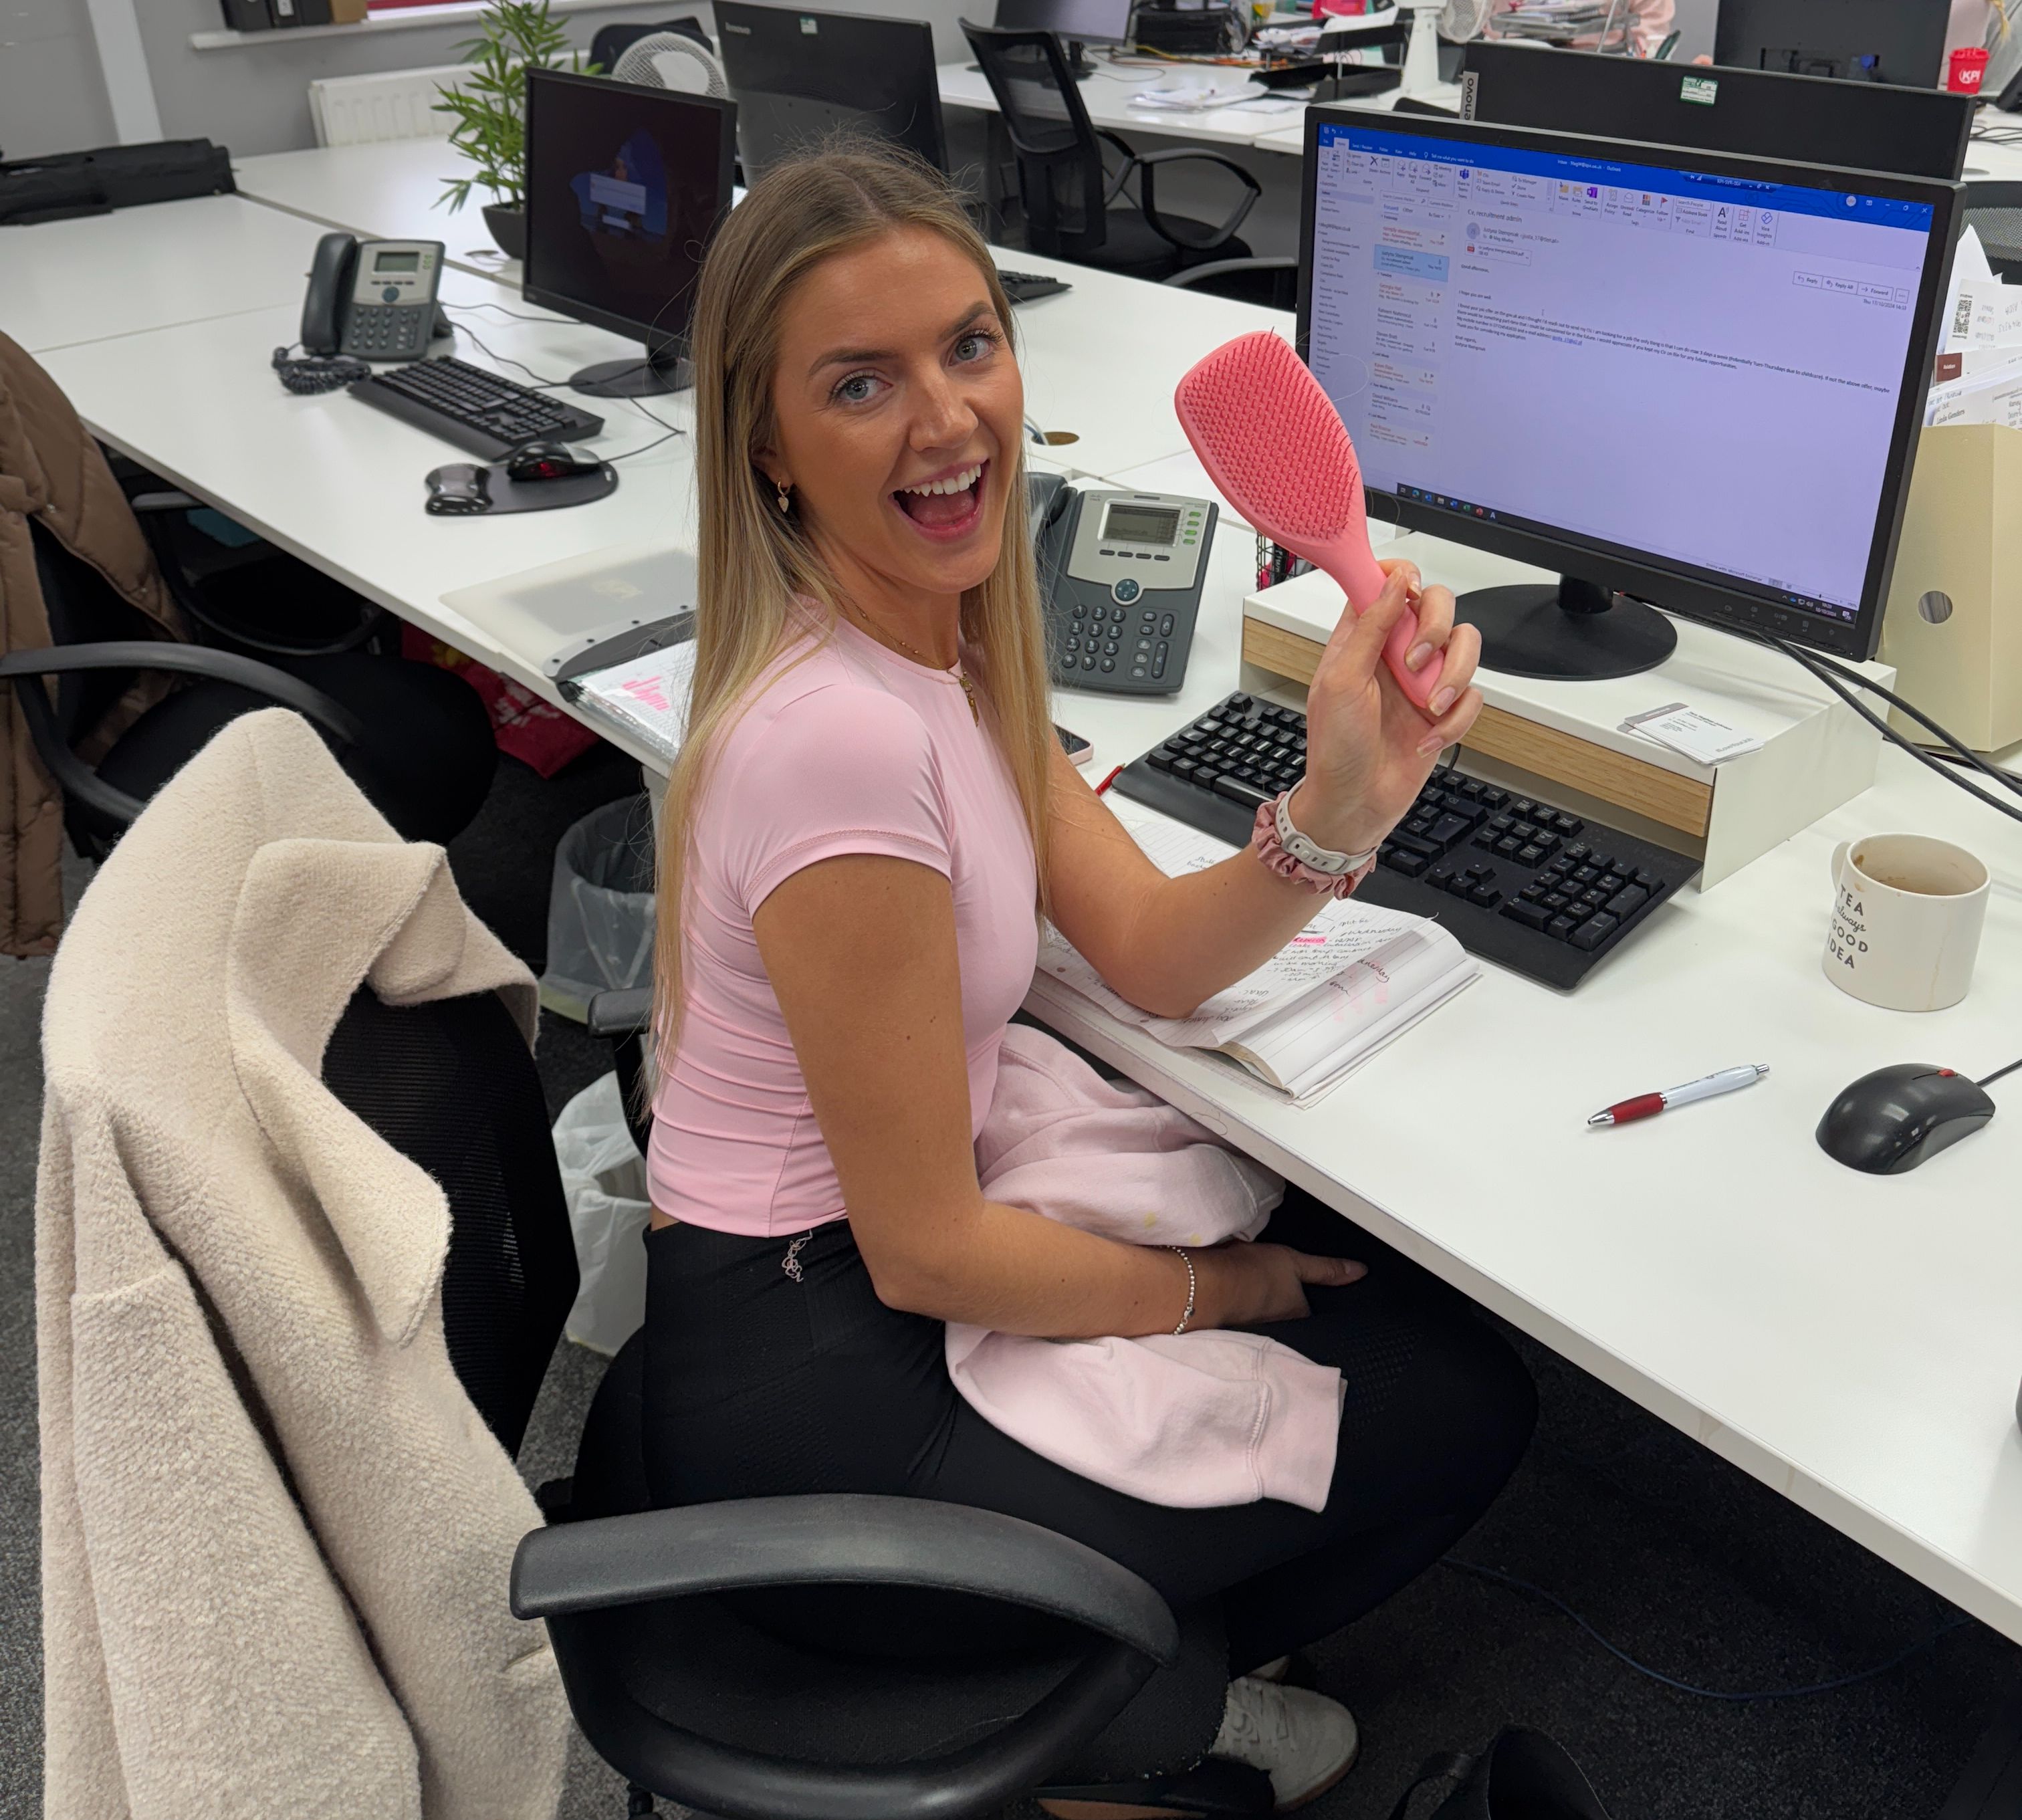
left=1210, top=1674, right=1359, bottom=1811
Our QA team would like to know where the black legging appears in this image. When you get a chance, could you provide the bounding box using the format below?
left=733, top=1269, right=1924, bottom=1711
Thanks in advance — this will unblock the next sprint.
left=641, top=1189, right=1535, bottom=1674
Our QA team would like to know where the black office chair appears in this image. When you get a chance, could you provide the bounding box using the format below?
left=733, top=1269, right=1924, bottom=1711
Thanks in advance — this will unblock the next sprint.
left=4, top=514, right=497, bottom=859
left=1964, top=181, right=2022, bottom=280
left=962, top=23, right=1260, bottom=282
left=1164, top=256, right=1299, bottom=311
left=320, top=968, right=1262, bottom=1820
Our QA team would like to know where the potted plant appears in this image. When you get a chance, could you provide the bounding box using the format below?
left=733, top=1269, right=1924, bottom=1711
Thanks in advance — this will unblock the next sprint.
left=435, top=0, right=592, bottom=260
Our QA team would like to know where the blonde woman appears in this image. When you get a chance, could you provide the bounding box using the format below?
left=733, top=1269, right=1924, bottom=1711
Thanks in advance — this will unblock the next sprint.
left=643, top=146, right=1535, bottom=1810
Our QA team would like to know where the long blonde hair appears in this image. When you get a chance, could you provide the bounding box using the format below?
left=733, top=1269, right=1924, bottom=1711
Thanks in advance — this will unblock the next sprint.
left=654, top=144, right=1054, bottom=1044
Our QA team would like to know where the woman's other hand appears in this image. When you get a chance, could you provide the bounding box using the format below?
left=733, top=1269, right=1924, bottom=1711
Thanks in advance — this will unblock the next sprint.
left=1196, top=1243, right=1367, bottom=1329
left=1288, top=558, right=1484, bottom=855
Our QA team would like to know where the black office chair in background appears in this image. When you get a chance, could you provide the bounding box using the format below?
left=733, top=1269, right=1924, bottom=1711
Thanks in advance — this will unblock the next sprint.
left=1963, top=180, right=2022, bottom=280
left=963, top=23, right=1260, bottom=281
left=5, top=514, right=496, bottom=859
left=1163, top=255, right=1299, bottom=311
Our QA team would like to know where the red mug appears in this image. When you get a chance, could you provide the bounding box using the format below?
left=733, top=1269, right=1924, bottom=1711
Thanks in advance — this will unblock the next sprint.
left=1949, top=45, right=1990, bottom=94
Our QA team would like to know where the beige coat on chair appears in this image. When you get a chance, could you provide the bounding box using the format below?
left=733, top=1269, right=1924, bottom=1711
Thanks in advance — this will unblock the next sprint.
left=37, top=709, right=568, bottom=1819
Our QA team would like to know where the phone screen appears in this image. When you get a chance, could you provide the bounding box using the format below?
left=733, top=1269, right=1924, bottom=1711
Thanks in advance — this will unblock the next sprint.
left=1054, top=723, right=1094, bottom=764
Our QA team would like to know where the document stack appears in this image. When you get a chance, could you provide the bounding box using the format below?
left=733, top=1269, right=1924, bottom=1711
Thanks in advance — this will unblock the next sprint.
left=1030, top=816, right=1477, bottom=1103
left=1926, top=227, right=2022, bottom=428
left=1488, top=1, right=1618, bottom=41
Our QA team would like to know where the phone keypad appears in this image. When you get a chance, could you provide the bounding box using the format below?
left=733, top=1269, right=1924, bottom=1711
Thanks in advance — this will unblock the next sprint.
left=346, top=304, right=430, bottom=360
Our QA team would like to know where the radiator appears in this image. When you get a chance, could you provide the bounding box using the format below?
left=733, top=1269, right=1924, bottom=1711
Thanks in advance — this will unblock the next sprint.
left=308, top=63, right=475, bottom=146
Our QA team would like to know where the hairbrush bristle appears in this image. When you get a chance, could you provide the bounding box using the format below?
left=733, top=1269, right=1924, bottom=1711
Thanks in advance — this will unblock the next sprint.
left=1175, top=332, right=1361, bottom=545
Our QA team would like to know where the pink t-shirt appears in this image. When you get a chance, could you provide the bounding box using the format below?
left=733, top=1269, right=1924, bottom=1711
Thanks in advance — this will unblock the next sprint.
left=647, top=614, right=1040, bottom=1238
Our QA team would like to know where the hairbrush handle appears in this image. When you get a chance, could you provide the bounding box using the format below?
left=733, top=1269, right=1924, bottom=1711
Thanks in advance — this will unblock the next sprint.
left=1311, top=530, right=1447, bottom=715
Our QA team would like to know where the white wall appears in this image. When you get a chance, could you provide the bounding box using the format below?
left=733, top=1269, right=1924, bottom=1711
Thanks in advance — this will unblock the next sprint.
left=1672, top=0, right=1716, bottom=62
left=0, top=0, right=117, bottom=157
left=136, top=0, right=711, bottom=156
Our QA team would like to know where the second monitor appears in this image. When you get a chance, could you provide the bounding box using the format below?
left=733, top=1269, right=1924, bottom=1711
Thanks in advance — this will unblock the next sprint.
left=524, top=68, right=737, bottom=397
left=715, top=2, right=947, bottom=181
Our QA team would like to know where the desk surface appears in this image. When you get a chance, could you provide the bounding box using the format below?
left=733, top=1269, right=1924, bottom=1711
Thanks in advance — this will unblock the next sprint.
left=0, top=194, right=334, bottom=356
left=20, top=134, right=2022, bottom=1653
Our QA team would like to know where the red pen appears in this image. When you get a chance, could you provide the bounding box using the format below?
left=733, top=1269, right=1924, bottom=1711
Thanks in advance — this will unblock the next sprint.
left=1095, top=764, right=1123, bottom=795
left=1587, top=1064, right=1770, bottom=1129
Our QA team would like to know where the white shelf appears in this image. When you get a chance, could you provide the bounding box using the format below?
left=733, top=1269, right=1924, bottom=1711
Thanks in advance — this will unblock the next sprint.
left=191, top=0, right=678, bottom=53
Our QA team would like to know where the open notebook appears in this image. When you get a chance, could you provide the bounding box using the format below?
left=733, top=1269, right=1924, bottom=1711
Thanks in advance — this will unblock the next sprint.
left=1033, top=816, right=1476, bottom=1104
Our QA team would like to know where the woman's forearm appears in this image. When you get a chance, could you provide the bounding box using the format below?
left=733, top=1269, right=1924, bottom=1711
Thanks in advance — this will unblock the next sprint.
left=861, top=1193, right=1202, bottom=1337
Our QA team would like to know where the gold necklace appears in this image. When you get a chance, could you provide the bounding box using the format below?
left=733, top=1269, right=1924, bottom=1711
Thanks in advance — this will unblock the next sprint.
left=845, top=606, right=979, bottom=725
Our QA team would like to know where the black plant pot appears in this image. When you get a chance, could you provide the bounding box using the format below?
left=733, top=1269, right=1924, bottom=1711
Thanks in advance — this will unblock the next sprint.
left=481, top=203, right=526, bottom=261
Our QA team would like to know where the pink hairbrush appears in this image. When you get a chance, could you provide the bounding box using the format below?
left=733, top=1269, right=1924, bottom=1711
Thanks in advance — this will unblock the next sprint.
left=1173, top=330, right=1446, bottom=715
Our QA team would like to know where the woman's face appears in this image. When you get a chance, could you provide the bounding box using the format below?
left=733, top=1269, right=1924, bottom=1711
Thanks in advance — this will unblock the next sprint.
left=759, top=225, right=1024, bottom=608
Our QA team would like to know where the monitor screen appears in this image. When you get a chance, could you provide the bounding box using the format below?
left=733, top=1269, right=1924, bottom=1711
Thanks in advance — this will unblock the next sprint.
left=994, top=0, right=1134, bottom=45
left=715, top=1, right=945, bottom=179
left=1299, top=114, right=1958, bottom=659
left=524, top=69, right=736, bottom=346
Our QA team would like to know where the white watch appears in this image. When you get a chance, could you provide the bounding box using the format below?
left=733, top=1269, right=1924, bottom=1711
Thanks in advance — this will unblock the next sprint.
left=1275, top=792, right=1381, bottom=877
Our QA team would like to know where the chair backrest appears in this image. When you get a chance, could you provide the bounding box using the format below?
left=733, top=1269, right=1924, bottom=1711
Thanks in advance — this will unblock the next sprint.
left=28, top=518, right=152, bottom=747
left=962, top=23, right=1111, bottom=259
left=1964, top=181, right=2022, bottom=279
left=322, top=983, right=578, bottom=1458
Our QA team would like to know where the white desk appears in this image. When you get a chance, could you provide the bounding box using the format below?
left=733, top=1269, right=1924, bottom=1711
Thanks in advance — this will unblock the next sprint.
left=938, top=57, right=1313, bottom=151
left=0, top=193, right=334, bottom=356
left=25, top=137, right=2022, bottom=1658
left=234, top=138, right=524, bottom=283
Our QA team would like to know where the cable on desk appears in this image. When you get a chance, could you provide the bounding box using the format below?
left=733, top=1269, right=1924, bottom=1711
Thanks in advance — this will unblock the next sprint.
left=1443, top=1559, right=1975, bottom=1703
left=434, top=318, right=574, bottom=392
left=1979, top=1055, right=2022, bottom=1089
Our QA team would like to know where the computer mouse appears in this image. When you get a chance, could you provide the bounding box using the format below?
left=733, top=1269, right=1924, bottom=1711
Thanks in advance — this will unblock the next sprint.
left=505, top=441, right=596, bottom=483
left=1815, top=1063, right=1995, bottom=1175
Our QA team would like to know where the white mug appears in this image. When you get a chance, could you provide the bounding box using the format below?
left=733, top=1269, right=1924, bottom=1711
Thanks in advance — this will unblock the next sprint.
left=1823, top=832, right=1990, bottom=1013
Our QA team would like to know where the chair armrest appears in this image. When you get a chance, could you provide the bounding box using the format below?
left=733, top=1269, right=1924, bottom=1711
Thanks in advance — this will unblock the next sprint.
left=0, top=644, right=363, bottom=746
left=1095, top=127, right=1139, bottom=206
left=512, top=1492, right=1180, bottom=1666
left=587, top=984, right=654, bottom=1040
left=1163, top=256, right=1297, bottom=292
left=1135, top=148, right=1262, bottom=254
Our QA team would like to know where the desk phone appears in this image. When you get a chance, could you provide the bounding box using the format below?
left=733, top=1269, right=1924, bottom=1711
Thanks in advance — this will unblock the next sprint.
left=301, top=231, right=445, bottom=362
left=1031, top=475, right=1218, bottom=695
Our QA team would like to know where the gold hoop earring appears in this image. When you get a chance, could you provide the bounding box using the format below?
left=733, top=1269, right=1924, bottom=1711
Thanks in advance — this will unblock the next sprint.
left=776, top=480, right=791, bottom=515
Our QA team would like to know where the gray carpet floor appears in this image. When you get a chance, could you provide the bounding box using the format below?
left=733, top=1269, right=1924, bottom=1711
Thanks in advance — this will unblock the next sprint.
left=4, top=745, right=2017, bottom=1819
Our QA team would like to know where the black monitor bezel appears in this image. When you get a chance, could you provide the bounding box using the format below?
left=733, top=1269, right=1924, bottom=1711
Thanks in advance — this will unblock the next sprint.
left=1459, top=41, right=1973, bottom=183
left=1295, top=107, right=1962, bottom=664
left=522, top=67, right=738, bottom=351
left=713, top=0, right=947, bottom=177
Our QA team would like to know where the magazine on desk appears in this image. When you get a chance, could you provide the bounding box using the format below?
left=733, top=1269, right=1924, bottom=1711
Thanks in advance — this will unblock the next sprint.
left=556, top=639, right=697, bottom=765
left=1033, top=817, right=1477, bottom=1104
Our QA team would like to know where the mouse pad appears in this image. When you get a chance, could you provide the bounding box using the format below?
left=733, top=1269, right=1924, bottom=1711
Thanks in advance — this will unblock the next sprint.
left=425, top=461, right=617, bottom=516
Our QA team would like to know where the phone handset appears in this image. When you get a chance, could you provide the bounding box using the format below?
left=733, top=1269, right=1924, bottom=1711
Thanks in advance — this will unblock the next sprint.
left=300, top=231, right=358, bottom=356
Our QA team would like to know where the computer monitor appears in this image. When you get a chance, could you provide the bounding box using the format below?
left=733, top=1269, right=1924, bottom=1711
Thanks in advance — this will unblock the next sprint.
left=995, top=0, right=1133, bottom=74
left=1461, top=43, right=1973, bottom=182
left=1297, top=110, right=1960, bottom=678
left=715, top=2, right=946, bottom=181
left=1713, top=0, right=1952, bottom=88
left=523, top=67, right=737, bottom=399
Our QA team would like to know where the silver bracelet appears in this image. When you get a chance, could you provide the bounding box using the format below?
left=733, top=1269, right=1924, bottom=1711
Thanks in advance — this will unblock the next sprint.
left=1167, top=1245, right=1197, bottom=1336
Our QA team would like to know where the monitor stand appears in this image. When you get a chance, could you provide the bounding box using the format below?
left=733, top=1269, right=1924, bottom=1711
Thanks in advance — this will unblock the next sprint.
left=1064, top=39, right=1095, bottom=80
left=570, top=345, right=691, bottom=399
left=1455, top=576, right=1677, bottom=682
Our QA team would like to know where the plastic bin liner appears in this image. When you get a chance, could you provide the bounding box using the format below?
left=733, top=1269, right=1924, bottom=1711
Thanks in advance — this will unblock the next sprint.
left=540, top=794, right=655, bottom=1020
left=554, top=1070, right=652, bottom=1355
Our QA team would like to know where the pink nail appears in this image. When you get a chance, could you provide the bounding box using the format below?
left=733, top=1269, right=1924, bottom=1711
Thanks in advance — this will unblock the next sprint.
left=1430, top=687, right=1456, bottom=715
left=1407, top=642, right=1434, bottom=671
left=1417, top=731, right=1444, bottom=757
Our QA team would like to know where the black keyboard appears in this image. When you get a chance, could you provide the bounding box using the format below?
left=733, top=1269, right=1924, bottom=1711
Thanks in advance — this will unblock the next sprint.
left=998, top=267, right=1072, bottom=305
left=348, top=356, right=604, bottom=460
left=1111, top=691, right=1701, bottom=991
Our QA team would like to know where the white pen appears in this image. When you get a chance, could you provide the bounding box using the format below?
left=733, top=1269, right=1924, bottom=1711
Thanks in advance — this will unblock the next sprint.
left=1587, top=1064, right=1771, bottom=1129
